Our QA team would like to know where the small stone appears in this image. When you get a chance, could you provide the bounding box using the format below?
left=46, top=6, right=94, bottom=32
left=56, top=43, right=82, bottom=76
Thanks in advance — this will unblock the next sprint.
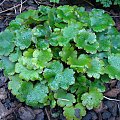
left=104, top=88, right=120, bottom=97
left=116, top=117, right=120, bottom=120
left=109, top=102, right=117, bottom=116
left=109, top=117, right=116, bottom=120
left=34, top=109, right=43, bottom=115
left=35, top=112, right=44, bottom=120
left=82, top=112, right=92, bottom=120
left=102, top=110, right=111, bottom=119
left=18, top=107, right=35, bottom=120
left=116, top=81, right=120, bottom=89
left=90, top=111, right=98, bottom=120
left=0, top=88, right=7, bottom=100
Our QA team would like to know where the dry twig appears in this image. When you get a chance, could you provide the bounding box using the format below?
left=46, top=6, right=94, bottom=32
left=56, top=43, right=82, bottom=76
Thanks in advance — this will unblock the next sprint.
left=0, top=103, right=22, bottom=119
left=0, top=0, right=6, bottom=6
left=20, top=0, right=23, bottom=13
left=0, top=0, right=27, bottom=14
left=45, top=107, right=51, bottom=120
left=104, top=96, right=120, bottom=102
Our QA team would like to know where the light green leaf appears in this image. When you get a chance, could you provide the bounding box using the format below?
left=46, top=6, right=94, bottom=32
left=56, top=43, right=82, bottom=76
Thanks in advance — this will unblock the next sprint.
left=36, top=39, right=49, bottom=50
left=81, top=88, right=103, bottom=110
left=8, top=75, right=33, bottom=102
left=106, top=54, right=120, bottom=80
left=62, top=21, right=83, bottom=40
left=98, top=34, right=111, bottom=52
left=54, top=89, right=76, bottom=107
left=74, top=29, right=98, bottom=54
left=32, top=48, right=53, bottom=69
left=87, top=58, right=104, bottom=79
left=68, top=54, right=91, bottom=73
left=59, top=44, right=77, bottom=63
left=15, top=63, right=41, bottom=81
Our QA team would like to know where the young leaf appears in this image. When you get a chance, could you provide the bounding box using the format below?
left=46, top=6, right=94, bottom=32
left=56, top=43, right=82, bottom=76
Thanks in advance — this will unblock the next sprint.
left=32, top=48, right=53, bottom=69
left=15, top=63, right=41, bottom=81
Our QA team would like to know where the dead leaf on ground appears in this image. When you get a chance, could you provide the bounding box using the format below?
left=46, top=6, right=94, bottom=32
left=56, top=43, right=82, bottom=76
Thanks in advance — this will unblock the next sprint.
left=104, top=88, right=120, bottom=97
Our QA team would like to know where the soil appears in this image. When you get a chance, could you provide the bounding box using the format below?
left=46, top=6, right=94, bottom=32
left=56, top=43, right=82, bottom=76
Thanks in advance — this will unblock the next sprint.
left=0, top=0, right=120, bottom=120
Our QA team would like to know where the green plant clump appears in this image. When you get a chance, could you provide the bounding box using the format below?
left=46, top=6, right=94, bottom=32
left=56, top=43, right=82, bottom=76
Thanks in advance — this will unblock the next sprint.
left=0, top=5, right=120, bottom=119
left=96, top=0, right=120, bottom=7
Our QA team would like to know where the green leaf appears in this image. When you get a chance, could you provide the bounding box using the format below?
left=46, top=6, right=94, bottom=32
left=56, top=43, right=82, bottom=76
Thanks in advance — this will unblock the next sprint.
left=15, top=29, right=32, bottom=50
left=0, top=29, right=15, bottom=56
left=68, top=54, right=91, bottom=73
left=106, top=54, right=120, bottom=80
left=89, top=9, right=115, bottom=32
left=44, top=61, right=75, bottom=90
left=9, top=48, right=22, bottom=62
left=36, top=39, right=49, bottom=50
left=26, top=83, right=48, bottom=106
left=32, top=48, right=53, bottom=69
left=87, top=58, right=104, bottom=79
left=74, top=29, right=98, bottom=54
left=98, top=34, right=111, bottom=52
left=32, top=24, right=51, bottom=38
left=1, top=57, right=15, bottom=76
left=8, top=75, right=33, bottom=102
left=54, top=89, right=76, bottom=107
left=63, top=103, right=86, bottom=120
left=20, top=48, right=35, bottom=70
left=17, top=9, right=39, bottom=21
left=49, top=68, right=75, bottom=90
left=81, top=88, right=103, bottom=110
left=50, top=0, right=59, bottom=3
left=8, top=75, right=23, bottom=95
left=17, top=81, right=33, bottom=102
left=15, top=63, right=41, bottom=81
left=9, top=18, right=24, bottom=30
left=111, top=34, right=120, bottom=53
left=59, top=44, right=77, bottom=63
left=62, top=21, right=83, bottom=40
left=44, top=61, right=63, bottom=79
left=48, top=8, right=56, bottom=27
